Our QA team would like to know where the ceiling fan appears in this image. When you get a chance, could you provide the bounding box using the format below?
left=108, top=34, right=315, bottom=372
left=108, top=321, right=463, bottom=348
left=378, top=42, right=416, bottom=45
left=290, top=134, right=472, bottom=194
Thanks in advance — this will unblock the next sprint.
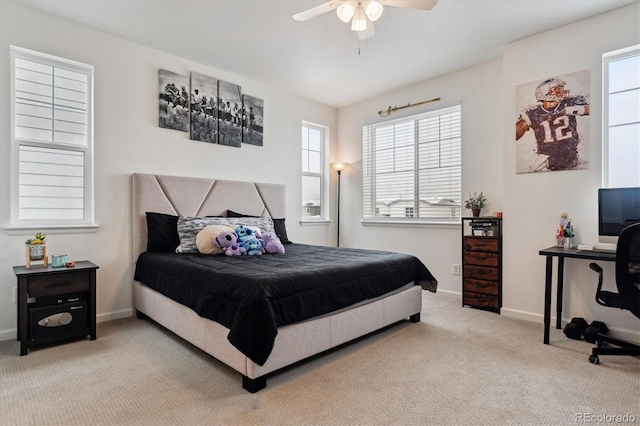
left=293, top=0, right=438, bottom=40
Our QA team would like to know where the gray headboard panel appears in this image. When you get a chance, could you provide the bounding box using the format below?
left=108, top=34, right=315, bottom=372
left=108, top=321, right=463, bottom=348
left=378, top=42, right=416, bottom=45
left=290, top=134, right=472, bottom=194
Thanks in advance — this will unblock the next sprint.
left=132, top=173, right=286, bottom=259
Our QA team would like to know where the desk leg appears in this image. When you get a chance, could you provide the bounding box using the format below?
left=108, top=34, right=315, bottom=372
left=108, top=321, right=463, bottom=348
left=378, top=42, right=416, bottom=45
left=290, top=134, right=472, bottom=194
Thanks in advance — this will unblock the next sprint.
left=544, top=256, right=553, bottom=344
left=556, top=257, right=564, bottom=330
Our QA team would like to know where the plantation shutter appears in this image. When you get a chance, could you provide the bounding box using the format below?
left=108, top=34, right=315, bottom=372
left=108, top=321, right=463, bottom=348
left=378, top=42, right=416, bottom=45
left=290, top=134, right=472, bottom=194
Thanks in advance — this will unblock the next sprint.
left=363, top=105, right=461, bottom=221
left=12, top=48, right=93, bottom=225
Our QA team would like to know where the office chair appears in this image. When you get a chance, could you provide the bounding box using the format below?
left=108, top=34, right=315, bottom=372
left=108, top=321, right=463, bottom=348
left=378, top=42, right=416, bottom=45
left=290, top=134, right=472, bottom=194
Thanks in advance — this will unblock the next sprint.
left=587, top=222, right=640, bottom=364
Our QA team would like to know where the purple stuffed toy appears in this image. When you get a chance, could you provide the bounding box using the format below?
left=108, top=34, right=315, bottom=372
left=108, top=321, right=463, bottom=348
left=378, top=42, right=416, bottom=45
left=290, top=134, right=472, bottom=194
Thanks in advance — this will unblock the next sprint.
left=262, top=233, right=285, bottom=254
left=225, top=244, right=245, bottom=256
left=213, top=230, right=238, bottom=250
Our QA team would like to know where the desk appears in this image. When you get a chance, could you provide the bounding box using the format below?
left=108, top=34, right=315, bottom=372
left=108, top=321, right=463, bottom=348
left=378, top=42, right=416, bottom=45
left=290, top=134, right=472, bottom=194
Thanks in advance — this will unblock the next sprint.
left=538, top=247, right=616, bottom=344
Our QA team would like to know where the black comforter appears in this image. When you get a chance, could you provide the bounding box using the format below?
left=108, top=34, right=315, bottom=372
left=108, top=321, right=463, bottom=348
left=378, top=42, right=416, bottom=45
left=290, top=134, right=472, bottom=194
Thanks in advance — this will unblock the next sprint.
left=134, top=243, right=437, bottom=365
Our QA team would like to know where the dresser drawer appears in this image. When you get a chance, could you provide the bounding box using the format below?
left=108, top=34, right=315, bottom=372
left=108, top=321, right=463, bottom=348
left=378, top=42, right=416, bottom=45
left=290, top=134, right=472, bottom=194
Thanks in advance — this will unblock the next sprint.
left=464, top=264, right=498, bottom=281
left=464, top=291, right=499, bottom=311
left=463, top=251, right=498, bottom=267
left=27, top=271, right=90, bottom=297
left=464, top=278, right=498, bottom=295
left=464, top=237, right=498, bottom=253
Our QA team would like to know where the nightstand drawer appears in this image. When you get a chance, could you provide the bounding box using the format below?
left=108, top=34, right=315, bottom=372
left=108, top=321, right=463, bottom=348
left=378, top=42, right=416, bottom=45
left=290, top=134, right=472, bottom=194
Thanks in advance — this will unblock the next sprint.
left=28, top=271, right=90, bottom=297
left=464, top=264, right=498, bottom=281
left=464, top=291, right=499, bottom=311
left=463, top=251, right=498, bottom=267
left=464, top=278, right=498, bottom=295
left=464, top=237, right=498, bottom=253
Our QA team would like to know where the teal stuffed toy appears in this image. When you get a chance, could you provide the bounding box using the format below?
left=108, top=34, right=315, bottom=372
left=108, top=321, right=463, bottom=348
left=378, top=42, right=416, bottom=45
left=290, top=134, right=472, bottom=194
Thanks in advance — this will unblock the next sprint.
left=235, top=225, right=256, bottom=243
left=240, top=237, right=263, bottom=256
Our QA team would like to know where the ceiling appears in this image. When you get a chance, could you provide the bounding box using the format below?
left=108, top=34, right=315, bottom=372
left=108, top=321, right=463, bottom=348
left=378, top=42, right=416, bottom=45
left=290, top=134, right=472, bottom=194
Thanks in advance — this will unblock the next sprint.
left=11, top=0, right=638, bottom=108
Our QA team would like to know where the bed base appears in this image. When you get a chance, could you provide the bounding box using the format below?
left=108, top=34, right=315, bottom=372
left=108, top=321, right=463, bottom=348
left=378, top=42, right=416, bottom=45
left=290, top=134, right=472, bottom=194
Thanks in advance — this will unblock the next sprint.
left=131, top=173, right=425, bottom=392
left=134, top=281, right=422, bottom=392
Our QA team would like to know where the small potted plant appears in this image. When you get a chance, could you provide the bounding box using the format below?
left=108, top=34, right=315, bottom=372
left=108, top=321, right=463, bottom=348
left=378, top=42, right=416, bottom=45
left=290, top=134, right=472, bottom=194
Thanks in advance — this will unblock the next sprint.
left=25, top=232, right=47, bottom=261
left=464, top=192, right=487, bottom=217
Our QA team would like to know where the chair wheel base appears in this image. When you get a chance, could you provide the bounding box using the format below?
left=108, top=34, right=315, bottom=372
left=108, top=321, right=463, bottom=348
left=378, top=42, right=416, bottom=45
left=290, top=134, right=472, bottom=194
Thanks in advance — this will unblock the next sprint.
left=588, top=354, right=600, bottom=364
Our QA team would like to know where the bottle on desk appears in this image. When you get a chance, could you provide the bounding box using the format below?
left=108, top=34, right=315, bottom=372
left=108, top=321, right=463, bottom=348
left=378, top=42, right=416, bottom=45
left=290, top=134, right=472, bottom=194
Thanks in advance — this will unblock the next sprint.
left=563, top=222, right=574, bottom=248
left=556, top=226, right=564, bottom=248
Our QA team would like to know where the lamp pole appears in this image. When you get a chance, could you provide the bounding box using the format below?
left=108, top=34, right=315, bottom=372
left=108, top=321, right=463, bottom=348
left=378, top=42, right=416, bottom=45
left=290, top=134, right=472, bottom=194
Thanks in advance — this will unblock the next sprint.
left=336, top=169, right=342, bottom=247
left=331, top=162, right=349, bottom=248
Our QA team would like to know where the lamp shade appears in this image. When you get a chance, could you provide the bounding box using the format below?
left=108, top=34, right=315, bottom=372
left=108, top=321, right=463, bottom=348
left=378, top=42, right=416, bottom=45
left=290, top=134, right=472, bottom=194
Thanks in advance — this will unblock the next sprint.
left=364, top=0, right=383, bottom=22
left=350, top=4, right=367, bottom=31
left=336, top=2, right=355, bottom=22
left=331, top=162, right=350, bottom=172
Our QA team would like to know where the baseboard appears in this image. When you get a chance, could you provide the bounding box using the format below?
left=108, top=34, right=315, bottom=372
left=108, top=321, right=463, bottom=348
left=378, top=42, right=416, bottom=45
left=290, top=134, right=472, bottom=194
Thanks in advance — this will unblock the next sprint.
left=0, top=328, right=16, bottom=342
left=0, top=308, right=134, bottom=343
left=500, top=308, right=640, bottom=344
left=97, top=308, right=134, bottom=323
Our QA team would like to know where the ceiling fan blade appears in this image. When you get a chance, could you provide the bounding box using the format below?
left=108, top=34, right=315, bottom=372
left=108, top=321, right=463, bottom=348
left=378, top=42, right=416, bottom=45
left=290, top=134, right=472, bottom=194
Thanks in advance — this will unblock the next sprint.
left=379, top=0, right=438, bottom=11
left=358, top=20, right=375, bottom=40
left=293, top=1, right=343, bottom=21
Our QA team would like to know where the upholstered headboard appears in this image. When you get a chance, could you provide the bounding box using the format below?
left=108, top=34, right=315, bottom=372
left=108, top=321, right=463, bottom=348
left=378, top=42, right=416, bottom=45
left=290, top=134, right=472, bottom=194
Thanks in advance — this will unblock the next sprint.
left=132, top=173, right=286, bottom=259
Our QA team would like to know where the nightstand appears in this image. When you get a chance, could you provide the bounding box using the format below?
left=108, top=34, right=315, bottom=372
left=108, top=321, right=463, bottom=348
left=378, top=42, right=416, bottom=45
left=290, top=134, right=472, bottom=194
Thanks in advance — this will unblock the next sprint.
left=461, top=217, right=502, bottom=313
left=13, top=261, right=99, bottom=355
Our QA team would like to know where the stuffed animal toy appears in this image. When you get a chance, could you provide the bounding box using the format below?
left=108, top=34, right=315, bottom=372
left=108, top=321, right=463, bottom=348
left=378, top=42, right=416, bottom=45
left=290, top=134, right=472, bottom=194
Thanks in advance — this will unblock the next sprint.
left=213, top=230, right=238, bottom=249
left=240, top=237, right=263, bottom=256
left=262, top=233, right=285, bottom=254
left=195, top=224, right=235, bottom=254
left=235, top=225, right=256, bottom=244
left=225, top=244, right=245, bottom=256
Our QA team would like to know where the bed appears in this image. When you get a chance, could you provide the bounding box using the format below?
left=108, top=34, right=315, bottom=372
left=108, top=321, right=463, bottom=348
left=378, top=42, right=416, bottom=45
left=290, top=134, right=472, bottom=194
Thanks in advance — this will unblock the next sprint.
left=132, top=173, right=437, bottom=392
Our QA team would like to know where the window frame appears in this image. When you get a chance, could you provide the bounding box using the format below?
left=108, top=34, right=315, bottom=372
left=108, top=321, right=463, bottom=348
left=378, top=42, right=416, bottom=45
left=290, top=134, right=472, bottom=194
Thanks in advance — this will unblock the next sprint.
left=602, top=44, right=640, bottom=188
left=9, top=46, right=96, bottom=231
left=362, top=104, right=462, bottom=226
left=301, top=121, right=329, bottom=223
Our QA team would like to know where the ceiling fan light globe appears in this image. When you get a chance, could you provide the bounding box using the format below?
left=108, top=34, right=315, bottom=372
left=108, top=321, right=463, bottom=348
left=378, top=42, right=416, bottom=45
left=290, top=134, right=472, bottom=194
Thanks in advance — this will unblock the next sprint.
left=364, top=1, right=383, bottom=21
left=351, top=5, right=368, bottom=31
left=336, top=2, right=355, bottom=22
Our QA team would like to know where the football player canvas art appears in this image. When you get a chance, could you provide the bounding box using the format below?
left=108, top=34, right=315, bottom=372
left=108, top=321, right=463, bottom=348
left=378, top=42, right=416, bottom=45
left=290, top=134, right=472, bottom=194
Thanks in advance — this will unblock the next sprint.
left=515, top=70, right=590, bottom=173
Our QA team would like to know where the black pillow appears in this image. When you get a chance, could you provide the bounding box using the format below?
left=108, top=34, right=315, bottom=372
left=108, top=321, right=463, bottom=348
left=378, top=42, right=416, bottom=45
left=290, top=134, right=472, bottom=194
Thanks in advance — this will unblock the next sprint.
left=227, top=210, right=291, bottom=244
left=272, top=218, right=291, bottom=244
left=146, top=212, right=180, bottom=252
left=226, top=209, right=250, bottom=218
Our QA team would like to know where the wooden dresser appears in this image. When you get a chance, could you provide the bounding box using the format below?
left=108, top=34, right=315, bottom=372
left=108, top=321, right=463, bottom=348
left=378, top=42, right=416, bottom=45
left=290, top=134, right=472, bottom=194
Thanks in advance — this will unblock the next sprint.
left=461, top=217, right=502, bottom=313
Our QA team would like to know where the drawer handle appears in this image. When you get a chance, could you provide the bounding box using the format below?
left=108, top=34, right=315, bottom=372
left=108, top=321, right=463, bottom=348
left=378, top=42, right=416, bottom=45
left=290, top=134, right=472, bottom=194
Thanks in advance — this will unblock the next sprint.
left=48, top=282, right=72, bottom=287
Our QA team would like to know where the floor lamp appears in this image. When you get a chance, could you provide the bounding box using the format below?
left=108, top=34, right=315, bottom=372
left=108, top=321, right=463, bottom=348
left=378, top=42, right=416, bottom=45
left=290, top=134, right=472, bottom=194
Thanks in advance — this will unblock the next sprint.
left=331, top=162, right=349, bottom=247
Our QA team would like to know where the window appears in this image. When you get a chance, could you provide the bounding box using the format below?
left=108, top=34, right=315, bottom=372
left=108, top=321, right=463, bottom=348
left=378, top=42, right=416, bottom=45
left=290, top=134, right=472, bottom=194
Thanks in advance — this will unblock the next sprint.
left=10, top=46, right=94, bottom=228
left=363, top=105, right=461, bottom=222
left=301, top=123, right=326, bottom=220
left=603, top=45, right=640, bottom=188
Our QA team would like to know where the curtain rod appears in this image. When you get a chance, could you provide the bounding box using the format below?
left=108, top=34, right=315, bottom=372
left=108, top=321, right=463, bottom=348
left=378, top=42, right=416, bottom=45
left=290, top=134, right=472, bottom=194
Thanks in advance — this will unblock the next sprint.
left=378, top=97, right=441, bottom=117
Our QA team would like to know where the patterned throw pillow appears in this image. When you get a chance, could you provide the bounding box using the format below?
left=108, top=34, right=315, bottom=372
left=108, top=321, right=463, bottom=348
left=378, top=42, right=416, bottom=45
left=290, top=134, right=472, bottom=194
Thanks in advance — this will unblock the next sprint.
left=176, top=216, right=275, bottom=253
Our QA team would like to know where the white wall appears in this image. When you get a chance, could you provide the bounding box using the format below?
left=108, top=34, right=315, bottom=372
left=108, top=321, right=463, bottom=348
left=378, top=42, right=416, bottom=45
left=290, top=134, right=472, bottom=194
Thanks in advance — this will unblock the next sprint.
left=337, top=3, right=640, bottom=342
left=502, top=3, right=640, bottom=339
left=336, top=60, right=504, bottom=295
left=0, top=1, right=336, bottom=340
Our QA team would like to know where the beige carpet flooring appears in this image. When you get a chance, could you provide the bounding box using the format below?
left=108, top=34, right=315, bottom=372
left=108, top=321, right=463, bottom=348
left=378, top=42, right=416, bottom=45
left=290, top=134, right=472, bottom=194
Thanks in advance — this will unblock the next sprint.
left=1, top=291, right=638, bottom=425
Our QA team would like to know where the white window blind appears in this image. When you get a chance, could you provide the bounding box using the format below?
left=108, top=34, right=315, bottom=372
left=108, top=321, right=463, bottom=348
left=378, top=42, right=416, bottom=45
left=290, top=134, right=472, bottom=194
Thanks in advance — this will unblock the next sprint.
left=11, top=46, right=94, bottom=227
left=603, top=45, right=640, bottom=188
left=301, top=123, right=325, bottom=220
left=363, top=105, right=461, bottom=221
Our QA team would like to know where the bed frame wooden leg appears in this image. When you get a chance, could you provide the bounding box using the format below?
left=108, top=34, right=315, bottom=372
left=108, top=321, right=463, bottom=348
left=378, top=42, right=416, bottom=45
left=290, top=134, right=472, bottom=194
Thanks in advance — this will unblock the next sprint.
left=409, top=313, right=420, bottom=323
left=243, top=375, right=266, bottom=393
left=135, top=310, right=147, bottom=320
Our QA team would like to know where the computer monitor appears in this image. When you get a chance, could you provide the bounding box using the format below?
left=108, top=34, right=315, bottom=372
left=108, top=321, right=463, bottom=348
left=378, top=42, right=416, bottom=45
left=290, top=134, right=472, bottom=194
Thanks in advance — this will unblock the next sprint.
left=598, top=187, right=640, bottom=244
